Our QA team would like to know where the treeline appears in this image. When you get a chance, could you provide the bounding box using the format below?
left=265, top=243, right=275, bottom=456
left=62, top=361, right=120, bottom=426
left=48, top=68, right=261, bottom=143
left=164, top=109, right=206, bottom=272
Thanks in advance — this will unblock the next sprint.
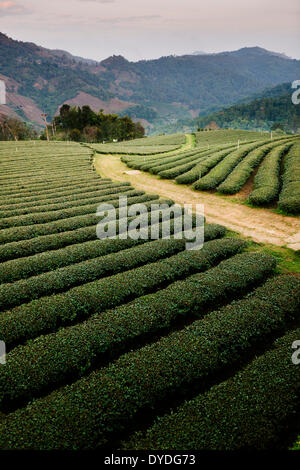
left=192, top=93, right=300, bottom=133
left=48, top=105, right=145, bottom=142
left=156, top=87, right=300, bottom=135
left=0, top=116, right=38, bottom=141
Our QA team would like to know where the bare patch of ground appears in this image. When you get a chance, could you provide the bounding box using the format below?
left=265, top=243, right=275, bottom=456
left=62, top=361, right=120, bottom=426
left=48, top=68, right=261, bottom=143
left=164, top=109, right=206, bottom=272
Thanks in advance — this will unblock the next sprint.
left=95, top=154, right=300, bottom=250
left=235, top=166, right=258, bottom=200
left=57, top=91, right=135, bottom=115
left=124, top=170, right=142, bottom=175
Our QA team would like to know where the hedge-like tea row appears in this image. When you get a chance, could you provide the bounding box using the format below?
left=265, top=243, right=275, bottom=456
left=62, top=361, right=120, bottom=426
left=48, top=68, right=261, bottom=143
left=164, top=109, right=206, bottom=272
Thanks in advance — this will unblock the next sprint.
left=94, top=144, right=180, bottom=155
left=0, top=164, right=90, bottom=182
left=154, top=145, right=239, bottom=181
left=0, top=180, right=122, bottom=207
left=0, top=185, right=136, bottom=219
left=2, top=262, right=296, bottom=451
left=0, top=238, right=247, bottom=409
left=126, top=149, right=197, bottom=169
left=0, top=160, right=91, bottom=174
left=179, top=146, right=240, bottom=185
left=193, top=141, right=270, bottom=190
left=129, top=147, right=201, bottom=170
left=149, top=150, right=209, bottom=175
left=216, top=142, right=278, bottom=194
left=0, top=211, right=194, bottom=283
left=0, top=185, right=132, bottom=216
left=0, top=172, right=100, bottom=194
left=0, top=189, right=145, bottom=229
left=278, top=141, right=300, bottom=214
left=174, top=150, right=231, bottom=184
left=0, top=168, right=91, bottom=184
left=126, top=149, right=199, bottom=171
left=248, top=143, right=293, bottom=205
left=0, top=198, right=175, bottom=262
left=0, top=151, right=92, bottom=164
left=156, top=156, right=208, bottom=179
left=120, top=147, right=187, bottom=167
left=123, top=321, right=300, bottom=450
left=0, top=180, right=106, bottom=203
left=122, top=153, right=163, bottom=168
left=0, top=174, right=105, bottom=199
left=0, top=220, right=211, bottom=310
left=0, top=223, right=225, bottom=347
left=0, top=193, right=159, bottom=244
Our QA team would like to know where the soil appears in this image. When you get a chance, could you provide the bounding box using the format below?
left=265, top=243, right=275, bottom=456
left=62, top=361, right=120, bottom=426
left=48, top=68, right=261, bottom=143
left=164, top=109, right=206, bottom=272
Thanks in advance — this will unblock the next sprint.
left=95, top=154, right=300, bottom=250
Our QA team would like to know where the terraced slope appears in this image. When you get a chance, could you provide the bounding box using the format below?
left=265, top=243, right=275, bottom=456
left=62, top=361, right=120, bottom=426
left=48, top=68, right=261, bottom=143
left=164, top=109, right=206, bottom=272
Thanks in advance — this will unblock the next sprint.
left=0, top=140, right=299, bottom=450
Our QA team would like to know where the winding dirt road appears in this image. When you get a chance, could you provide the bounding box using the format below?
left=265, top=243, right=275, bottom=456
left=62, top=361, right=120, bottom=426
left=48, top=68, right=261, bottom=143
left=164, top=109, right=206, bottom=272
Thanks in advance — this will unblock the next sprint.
left=95, top=154, right=300, bottom=250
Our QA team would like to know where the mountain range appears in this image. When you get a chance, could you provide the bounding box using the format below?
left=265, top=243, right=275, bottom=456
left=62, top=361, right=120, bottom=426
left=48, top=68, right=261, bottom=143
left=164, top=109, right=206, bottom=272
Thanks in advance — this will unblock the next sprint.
left=1, top=32, right=300, bottom=133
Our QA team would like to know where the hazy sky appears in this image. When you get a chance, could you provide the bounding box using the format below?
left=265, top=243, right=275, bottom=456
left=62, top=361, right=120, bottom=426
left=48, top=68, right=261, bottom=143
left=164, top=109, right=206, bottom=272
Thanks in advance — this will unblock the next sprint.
left=1, top=0, right=300, bottom=61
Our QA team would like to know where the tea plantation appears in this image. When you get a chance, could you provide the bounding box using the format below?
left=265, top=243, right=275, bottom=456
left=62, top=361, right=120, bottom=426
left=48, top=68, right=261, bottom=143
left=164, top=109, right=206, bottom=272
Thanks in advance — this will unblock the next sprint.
left=0, top=140, right=299, bottom=450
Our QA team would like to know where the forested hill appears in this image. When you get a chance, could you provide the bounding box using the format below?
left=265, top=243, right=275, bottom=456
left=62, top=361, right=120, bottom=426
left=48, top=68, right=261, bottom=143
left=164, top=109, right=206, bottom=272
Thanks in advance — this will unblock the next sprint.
left=160, top=83, right=300, bottom=134
left=1, top=31, right=300, bottom=132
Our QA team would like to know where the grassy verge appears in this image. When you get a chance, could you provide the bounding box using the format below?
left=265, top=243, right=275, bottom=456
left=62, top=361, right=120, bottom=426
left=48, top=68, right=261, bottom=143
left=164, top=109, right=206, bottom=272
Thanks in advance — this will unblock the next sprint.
left=226, top=230, right=299, bottom=273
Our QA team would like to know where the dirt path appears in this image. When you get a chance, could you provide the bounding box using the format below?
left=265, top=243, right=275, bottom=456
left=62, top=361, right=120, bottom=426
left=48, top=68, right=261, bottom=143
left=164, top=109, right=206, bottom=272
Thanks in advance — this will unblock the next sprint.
left=95, top=154, right=300, bottom=250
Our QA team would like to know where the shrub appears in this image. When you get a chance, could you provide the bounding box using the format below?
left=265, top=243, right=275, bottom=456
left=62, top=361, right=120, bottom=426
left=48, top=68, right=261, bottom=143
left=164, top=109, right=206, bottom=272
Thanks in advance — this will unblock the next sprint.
left=0, top=184, right=132, bottom=216
left=132, top=150, right=198, bottom=171
left=0, top=189, right=145, bottom=229
left=0, top=209, right=190, bottom=283
left=186, top=146, right=239, bottom=186
left=278, top=141, right=300, bottom=214
left=0, top=223, right=227, bottom=347
left=150, top=150, right=208, bottom=175
left=0, top=198, right=175, bottom=262
left=217, top=141, right=284, bottom=194
left=2, top=268, right=298, bottom=451
left=0, top=178, right=111, bottom=202
left=0, top=181, right=125, bottom=207
left=248, top=142, right=293, bottom=205
left=0, top=193, right=159, bottom=244
left=0, top=237, right=246, bottom=409
left=157, top=156, right=208, bottom=179
left=193, top=140, right=271, bottom=191
left=123, top=322, right=300, bottom=450
left=0, top=174, right=102, bottom=197
left=0, top=219, right=213, bottom=310
left=173, top=145, right=238, bottom=185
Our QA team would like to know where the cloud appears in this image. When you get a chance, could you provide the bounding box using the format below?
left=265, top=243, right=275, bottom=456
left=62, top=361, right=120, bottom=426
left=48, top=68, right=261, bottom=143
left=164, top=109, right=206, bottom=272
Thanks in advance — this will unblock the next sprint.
left=78, top=1, right=115, bottom=3
left=0, top=1, right=30, bottom=16
left=95, top=15, right=162, bottom=24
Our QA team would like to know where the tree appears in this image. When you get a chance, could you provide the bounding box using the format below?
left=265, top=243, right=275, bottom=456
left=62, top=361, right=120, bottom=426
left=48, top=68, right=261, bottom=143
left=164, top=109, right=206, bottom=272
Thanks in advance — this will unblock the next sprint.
left=271, top=122, right=284, bottom=131
left=69, top=128, right=81, bottom=141
left=0, top=115, right=37, bottom=141
left=51, top=105, right=145, bottom=142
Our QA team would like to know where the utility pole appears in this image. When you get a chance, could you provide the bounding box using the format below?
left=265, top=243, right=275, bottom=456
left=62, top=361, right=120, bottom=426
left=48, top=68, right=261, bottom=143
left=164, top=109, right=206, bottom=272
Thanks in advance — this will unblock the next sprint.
left=52, top=119, right=57, bottom=138
left=41, top=113, right=50, bottom=141
left=270, top=130, right=273, bottom=140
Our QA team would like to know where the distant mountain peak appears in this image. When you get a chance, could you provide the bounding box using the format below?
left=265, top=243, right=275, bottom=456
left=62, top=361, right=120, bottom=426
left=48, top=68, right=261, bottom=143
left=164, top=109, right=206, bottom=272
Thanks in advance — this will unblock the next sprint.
left=45, top=48, right=99, bottom=65
left=100, top=55, right=129, bottom=66
left=229, top=46, right=291, bottom=59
